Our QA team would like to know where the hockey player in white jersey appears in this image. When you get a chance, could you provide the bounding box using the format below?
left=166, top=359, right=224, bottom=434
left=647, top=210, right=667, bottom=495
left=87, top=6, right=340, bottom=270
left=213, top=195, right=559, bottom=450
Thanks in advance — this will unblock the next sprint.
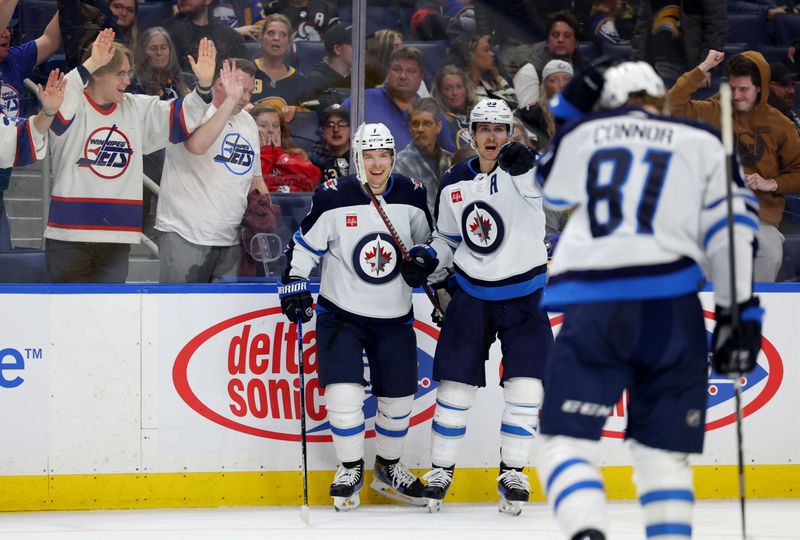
left=400, top=98, right=554, bottom=515
left=536, top=62, right=763, bottom=540
left=278, top=123, right=433, bottom=511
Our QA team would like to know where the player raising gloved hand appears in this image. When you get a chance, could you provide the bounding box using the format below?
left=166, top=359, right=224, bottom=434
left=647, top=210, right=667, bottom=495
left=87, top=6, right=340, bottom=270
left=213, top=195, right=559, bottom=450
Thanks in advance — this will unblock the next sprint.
left=278, top=277, right=314, bottom=323
left=712, top=297, right=764, bottom=374
left=497, top=142, right=537, bottom=176
left=400, top=244, right=439, bottom=288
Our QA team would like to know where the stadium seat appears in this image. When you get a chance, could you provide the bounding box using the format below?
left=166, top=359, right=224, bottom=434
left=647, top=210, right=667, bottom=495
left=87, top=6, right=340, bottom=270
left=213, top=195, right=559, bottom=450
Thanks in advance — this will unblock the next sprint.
left=294, top=40, right=326, bottom=76
left=405, top=41, right=448, bottom=81
left=137, top=2, right=174, bottom=33
left=723, top=43, right=747, bottom=62
left=338, top=4, right=352, bottom=24
left=244, top=41, right=261, bottom=60
left=0, top=249, right=48, bottom=283
left=757, top=44, right=791, bottom=64
left=366, top=4, right=403, bottom=34
left=288, top=111, right=321, bottom=155
left=600, top=41, right=633, bottom=60
left=773, top=13, right=800, bottom=46
left=579, top=41, right=598, bottom=61
left=727, top=13, right=769, bottom=47
left=17, top=0, right=57, bottom=43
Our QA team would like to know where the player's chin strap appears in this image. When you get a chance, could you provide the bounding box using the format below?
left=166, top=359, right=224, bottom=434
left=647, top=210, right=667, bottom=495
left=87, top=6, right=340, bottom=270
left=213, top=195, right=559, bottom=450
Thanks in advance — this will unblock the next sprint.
left=720, top=81, right=747, bottom=540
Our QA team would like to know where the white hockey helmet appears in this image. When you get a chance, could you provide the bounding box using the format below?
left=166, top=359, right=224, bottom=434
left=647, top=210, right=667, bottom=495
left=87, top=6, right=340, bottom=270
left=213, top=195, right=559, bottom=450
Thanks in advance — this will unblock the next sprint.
left=469, top=98, right=514, bottom=140
left=599, top=61, right=665, bottom=109
left=352, top=122, right=395, bottom=182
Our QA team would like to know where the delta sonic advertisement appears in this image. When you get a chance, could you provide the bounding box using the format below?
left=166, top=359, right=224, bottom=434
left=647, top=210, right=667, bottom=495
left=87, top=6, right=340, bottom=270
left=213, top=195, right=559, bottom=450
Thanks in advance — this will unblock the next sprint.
left=155, top=291, right=796, bottom=470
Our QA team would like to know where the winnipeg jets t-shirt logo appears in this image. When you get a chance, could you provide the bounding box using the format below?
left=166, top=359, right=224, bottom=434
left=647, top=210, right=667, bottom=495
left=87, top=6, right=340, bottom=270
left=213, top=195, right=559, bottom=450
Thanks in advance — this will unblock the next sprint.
left=213, top=132, right=255, bottom=176
left=461, top=200, right=505, bottom=254
left=352, top=232, right=401, bottom=284
left=76, top=125, right=133, bottom=179
left=0, top=82, right=21, bottom=117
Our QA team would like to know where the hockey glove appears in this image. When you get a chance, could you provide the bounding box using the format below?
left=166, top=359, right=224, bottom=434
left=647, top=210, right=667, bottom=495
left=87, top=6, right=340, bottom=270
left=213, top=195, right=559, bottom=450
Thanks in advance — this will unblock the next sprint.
left=401, top=244, right=438, bottom=288
left=549, top=58, right=613, bottom=123
left=712, top=296, right=764, bottom=374
left=431, top=279, right=456, bottom=327
left=278, top=277, right=314, bottom=323
left=498, top=142, right=537, bottom=176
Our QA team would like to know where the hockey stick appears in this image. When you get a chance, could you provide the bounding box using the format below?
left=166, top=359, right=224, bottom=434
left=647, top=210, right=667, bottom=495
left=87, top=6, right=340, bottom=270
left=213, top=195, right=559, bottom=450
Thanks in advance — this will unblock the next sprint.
left=296, top=317, right=310, bottom=524
left=720, top=81, right=748, bottom=540
left=361, top=181, right=444, bottom=320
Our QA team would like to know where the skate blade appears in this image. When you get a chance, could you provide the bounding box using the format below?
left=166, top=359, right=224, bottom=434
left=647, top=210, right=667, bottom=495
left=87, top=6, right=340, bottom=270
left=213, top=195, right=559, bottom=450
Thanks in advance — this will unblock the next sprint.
left=425, top=498, right=442, bottom=513
left=498, top=498, right=524, bottom=517
left=370, top=479, right=427, bottom=507
left=333, top=494, right=360, bottom=512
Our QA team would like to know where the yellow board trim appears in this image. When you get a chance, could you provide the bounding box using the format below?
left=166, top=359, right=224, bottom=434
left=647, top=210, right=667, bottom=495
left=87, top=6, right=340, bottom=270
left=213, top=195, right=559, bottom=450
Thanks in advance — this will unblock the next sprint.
left=1, top=465, right=798, bottom=512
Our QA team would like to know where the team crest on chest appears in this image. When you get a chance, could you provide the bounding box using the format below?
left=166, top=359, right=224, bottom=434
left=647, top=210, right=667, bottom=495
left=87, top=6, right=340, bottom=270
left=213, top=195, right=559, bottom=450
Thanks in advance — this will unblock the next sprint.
left=1, top=83, right=21, bottom=117
left=213, top=132, right=255, bottom=175
left=351, top=232, right=401, bottom=284
left=461, top=200, right=505, bottom=254
left=76, top=125, right=133, bottom=179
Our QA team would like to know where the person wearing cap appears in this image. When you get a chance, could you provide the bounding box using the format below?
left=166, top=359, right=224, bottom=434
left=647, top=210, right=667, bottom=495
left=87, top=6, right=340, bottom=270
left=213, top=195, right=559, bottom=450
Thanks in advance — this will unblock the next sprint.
left=768, top=61, right=800, bottom=135
left=669, top=49, right=800, bottom=282
left=517, top=59, right=573, bottom=149
left=306, top=22, right=352, bottom=99
left=309, top=103, right=351, bottom=181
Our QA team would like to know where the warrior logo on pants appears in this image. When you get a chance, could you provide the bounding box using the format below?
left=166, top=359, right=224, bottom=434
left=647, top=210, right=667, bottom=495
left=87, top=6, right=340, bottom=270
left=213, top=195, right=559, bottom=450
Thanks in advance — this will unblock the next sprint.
left=351, top=233, right=401, bottom=284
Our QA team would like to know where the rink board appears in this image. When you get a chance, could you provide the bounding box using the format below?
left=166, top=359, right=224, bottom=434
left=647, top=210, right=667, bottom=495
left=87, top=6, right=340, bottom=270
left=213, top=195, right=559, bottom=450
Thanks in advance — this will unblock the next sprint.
left=0, top=283, right=797, bottom=511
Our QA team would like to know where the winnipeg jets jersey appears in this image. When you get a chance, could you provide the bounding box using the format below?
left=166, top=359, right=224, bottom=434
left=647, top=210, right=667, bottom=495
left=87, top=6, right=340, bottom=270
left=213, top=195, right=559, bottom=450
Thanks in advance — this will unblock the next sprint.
left=537, top=106, right=758, bottom=311
left=45, top=67, right=209, bottom=244
left=430, top=156, right=548, bottom=301
left=287, top=174, right=432, bottom=321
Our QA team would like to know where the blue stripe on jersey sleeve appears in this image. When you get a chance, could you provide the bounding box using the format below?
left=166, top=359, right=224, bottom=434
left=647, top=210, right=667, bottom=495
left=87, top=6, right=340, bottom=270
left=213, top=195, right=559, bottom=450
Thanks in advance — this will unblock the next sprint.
left=13, top=122, right=36, bottom=166
left=541, top=262, right=704, bottom=311
left=168, top=97, right=191, bottom=143
left=703, top=215, right=759, bottom=248
left=293, top=230, right=326, bottom=257
left=49, top=111, right=74, bottom=136
left=544, top=194, right=573, bottom=207
left=704, top=193, right=760, bottom=211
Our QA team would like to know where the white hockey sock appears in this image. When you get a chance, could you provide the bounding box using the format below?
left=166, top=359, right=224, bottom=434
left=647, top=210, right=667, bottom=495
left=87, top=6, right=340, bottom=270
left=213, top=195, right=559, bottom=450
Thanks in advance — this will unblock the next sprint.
left=500, top=377, right=543, bottom=468
left=630, top=440, right=695, bottom=539
left=325, top=383, right=366, bottom=464
left=374, top=395, right=414, bottom=461
left=430, top=380, right=477, bottom=467
left=538, top=435, right=608, bottom=539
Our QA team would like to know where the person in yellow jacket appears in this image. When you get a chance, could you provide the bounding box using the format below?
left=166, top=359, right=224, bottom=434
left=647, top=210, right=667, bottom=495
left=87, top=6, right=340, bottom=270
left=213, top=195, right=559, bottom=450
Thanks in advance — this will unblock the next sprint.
left=667, top=49, right=800, bottom=282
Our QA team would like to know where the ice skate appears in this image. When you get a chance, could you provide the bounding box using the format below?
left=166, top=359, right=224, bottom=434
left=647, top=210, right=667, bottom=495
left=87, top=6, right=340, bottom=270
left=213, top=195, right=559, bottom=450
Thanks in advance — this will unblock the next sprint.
left=496, top=463, right=530, bottom=516
left=421, top=465, right=454, bottom=513
left=330, top=461, right=364, bottom=512
left=370, top=456, right=427, bottom=506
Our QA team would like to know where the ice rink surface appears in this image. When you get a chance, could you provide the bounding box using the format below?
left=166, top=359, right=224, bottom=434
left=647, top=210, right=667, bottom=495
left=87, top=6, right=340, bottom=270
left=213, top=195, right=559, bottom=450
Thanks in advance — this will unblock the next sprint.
left=0, top=500, right=797, bottom=540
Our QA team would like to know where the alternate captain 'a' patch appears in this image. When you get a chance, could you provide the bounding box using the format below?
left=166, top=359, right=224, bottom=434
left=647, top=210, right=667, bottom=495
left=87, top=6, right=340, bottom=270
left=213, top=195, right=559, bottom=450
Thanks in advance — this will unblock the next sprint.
left=351, top=232, right=401, bottom=285
left=460, top=200, right=505, bottom=254
left=76, top=124, right=133, bottom=179
left=212, top=132, right=255, bottom=176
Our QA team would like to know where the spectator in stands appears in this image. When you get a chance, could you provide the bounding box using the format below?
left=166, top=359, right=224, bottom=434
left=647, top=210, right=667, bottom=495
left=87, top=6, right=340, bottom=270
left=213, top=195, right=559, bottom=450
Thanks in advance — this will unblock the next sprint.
left=59, top=0, right=120, bottom=70
left=210, top=0, right=265, bottom=40
left=129, top=26, right=196, bottom=237
left=251, top=13, right=308, bottom=112
left=394, top=98, right=454, bottom=215
left=343, top=46, right=455, bottom=153
left=44, top=30, right=215, bottom=283
left=769, top=61, right=800, bottom=134
left=164, top=0, right=246, bottom=73
left=156, top=58, right=265, bottom=283
left=446, top=32, right=517, bottom=108
left=501, top=10, right=589, bottom=82
left=263, top=0, right=339, bottom=45
left=586, top=0, right=632, bottom=48
left=253, top=103, right=321, bottom=192
left=306, top=22, right=351, bottom=99
left=0, top=5, right=61, bottom=250
left=365, top=29, right=402, bottom=88
left=309, top=103, right=351, bottom=182
left=517, top=59, right=572, bottom=149
left=669, top=50, right=800, bottom=282
left=430, top=64, right=478, bottom=150
left=108, top=0, right=137, bottom=48
left=473, top=0, right=568, bottom=47
left=632, top=0, right=726, bottom=80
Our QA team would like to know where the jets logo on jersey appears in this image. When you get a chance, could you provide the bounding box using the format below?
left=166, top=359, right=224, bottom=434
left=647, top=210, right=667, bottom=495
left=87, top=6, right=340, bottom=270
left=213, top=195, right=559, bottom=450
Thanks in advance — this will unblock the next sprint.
left=461, top=200, right=505, bottom=254
left=213, top=133, right=255, bottom=176
left=76, top=125, right=133, bottom=179
left=351, top=233, right=401, bottom=284
left=411, top=178, right=424, bottom=190
left=323, top=177, right=339, bottom=191
left=451, top=189, right=463, bottom=203
left=0, top=83, right=21, bottom=117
